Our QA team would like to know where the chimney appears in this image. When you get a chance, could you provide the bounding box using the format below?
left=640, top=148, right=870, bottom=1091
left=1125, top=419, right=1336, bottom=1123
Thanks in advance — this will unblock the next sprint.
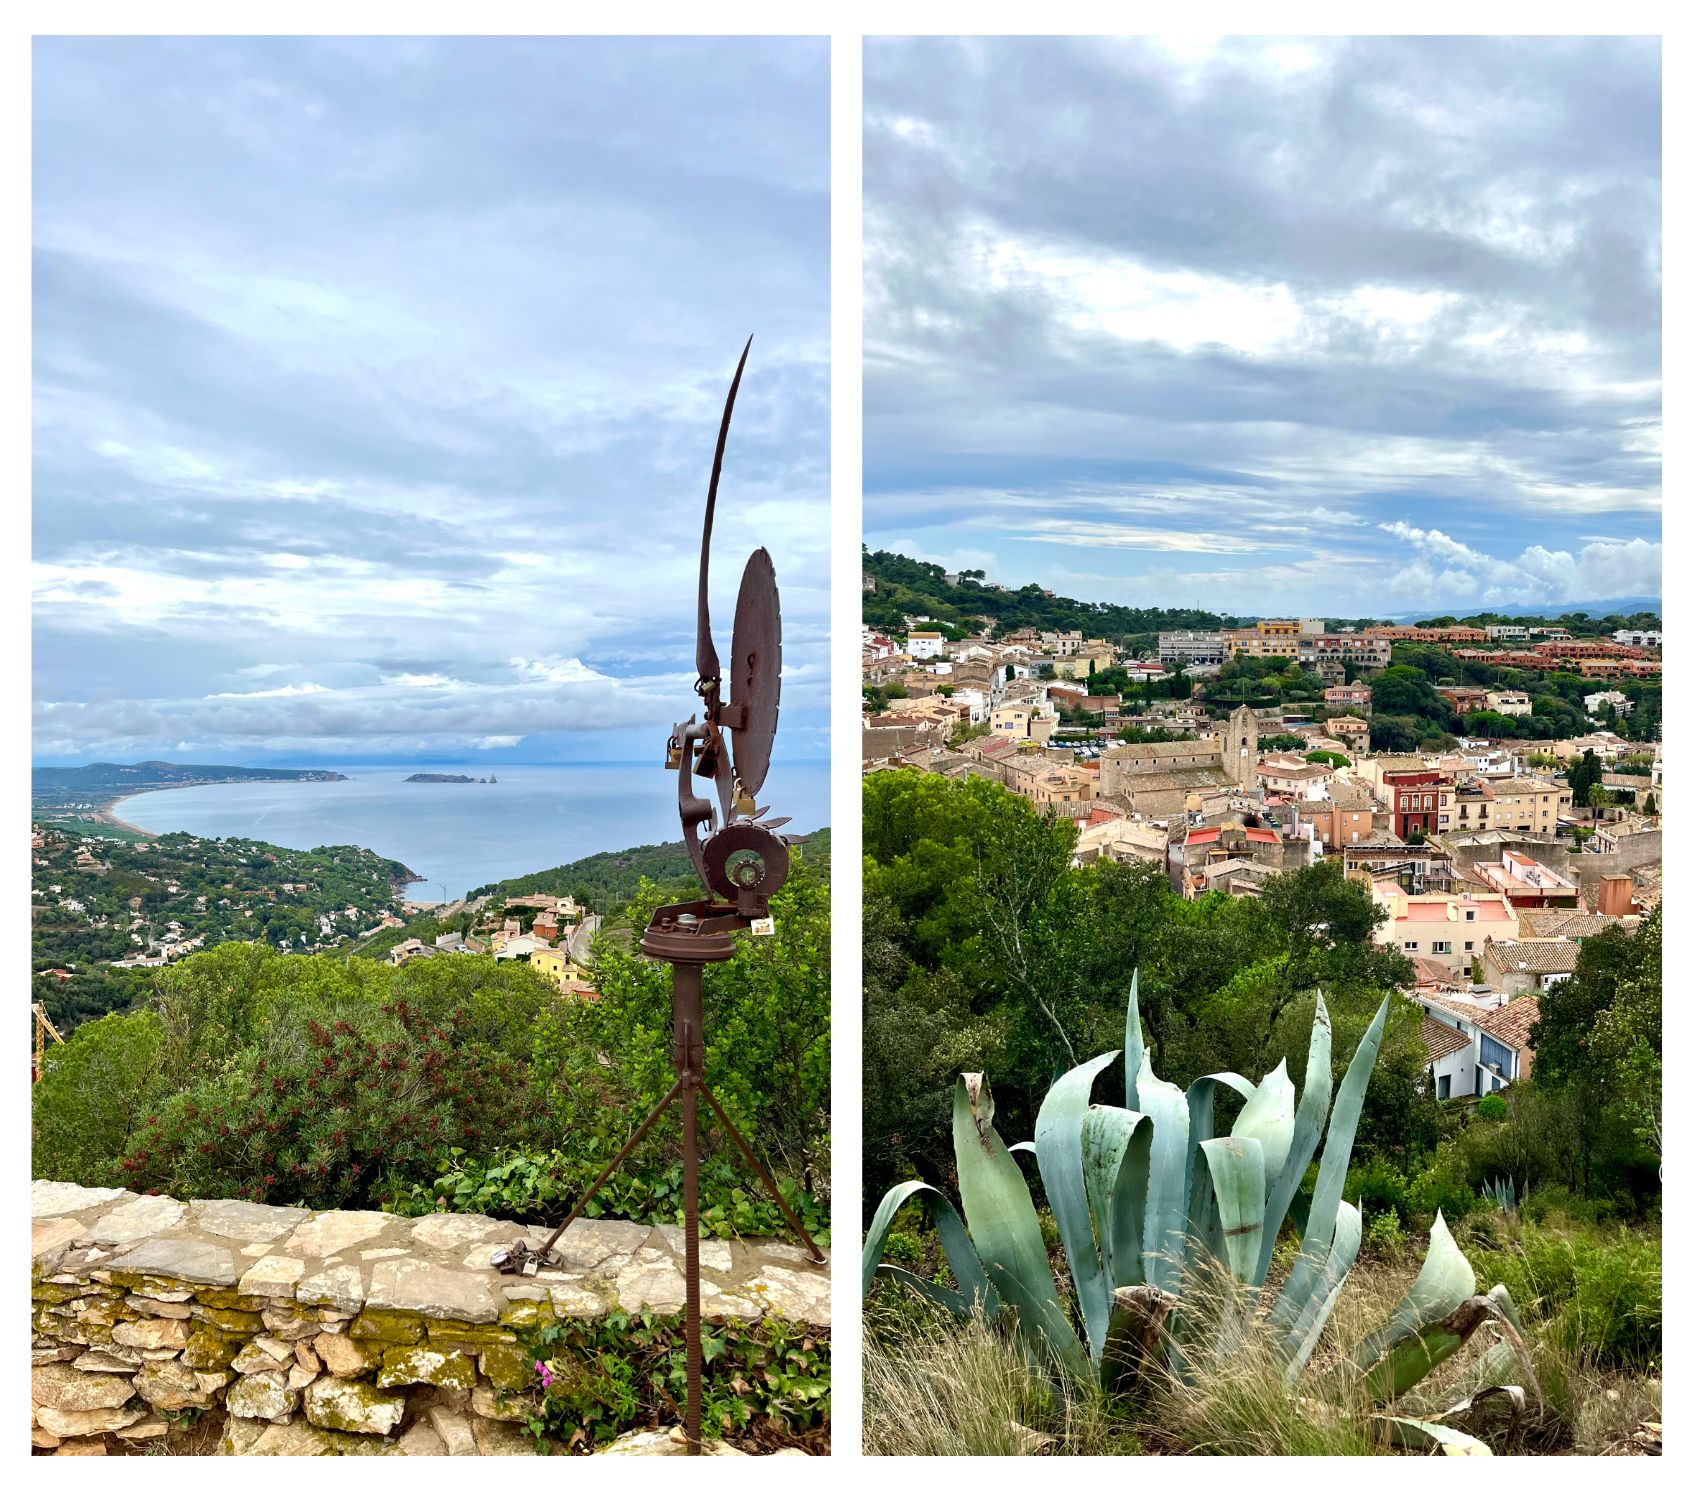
left=1598, top=873, right=1635, bottom=919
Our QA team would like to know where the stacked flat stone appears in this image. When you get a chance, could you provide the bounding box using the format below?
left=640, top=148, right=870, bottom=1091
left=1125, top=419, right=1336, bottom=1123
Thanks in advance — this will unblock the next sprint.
left=31, top=1181, right=831, bottom=1456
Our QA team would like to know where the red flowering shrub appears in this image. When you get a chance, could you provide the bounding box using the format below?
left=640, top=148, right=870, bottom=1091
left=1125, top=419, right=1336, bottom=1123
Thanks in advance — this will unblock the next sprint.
left=120, top=994, right=548, bottom=1211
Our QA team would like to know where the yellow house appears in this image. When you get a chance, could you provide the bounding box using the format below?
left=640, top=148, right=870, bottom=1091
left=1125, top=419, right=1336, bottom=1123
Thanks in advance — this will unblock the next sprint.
left=531, top=945, right=595, bottom=997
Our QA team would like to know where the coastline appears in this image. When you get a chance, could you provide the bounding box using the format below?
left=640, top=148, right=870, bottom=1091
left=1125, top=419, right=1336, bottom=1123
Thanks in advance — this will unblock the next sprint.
left=54, top=761, right=828, bottom=903
left=95, top=783, right=424, bottom=888
left=93, top=786, right=177, bottom=839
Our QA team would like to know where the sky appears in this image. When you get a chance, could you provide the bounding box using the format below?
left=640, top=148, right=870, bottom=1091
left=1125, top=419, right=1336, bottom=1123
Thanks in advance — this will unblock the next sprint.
left=863, top=36, right=1661, bottom=619
left=33, top=37, right=829, bottom=766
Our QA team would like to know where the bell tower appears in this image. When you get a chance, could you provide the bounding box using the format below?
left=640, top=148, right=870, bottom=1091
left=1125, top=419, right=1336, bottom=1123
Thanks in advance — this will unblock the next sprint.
left=1224, top=703, right=1258, bottom=785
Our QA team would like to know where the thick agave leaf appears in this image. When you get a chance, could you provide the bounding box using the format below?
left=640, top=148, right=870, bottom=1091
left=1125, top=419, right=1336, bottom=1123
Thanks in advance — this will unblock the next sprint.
left=1484, top=1282, right=1526, bottom=1332
left=1281, top=1200, right=1362, bottom=1381
left=952, top=1073, right=1082, bottom=1367
left=1083, top=1104, right=1153, bottom=1290
left=1268, top=994, right=1390, bottom=1332
left=1255, top=993, right=1333, bottom=1286
left=1184, top=1072, right=1257, bottom=1255
left=1232, top=1059, right=1296, bottom=1179
left=1035, top=1050, right=1122, bottom=1363
left=1124, top=968, right=1146, bottom=1114
left=860, top=1177, right=996, bottom=1314
left=872, top=1263, right=972, bottom=1316
left=1425, top=1384, right=1529, bottom=1447
left=1380, top=1416, right=1494, bottom=1456
left=1472, top=1285, right=1542, bottom=1407
left=1361, top=1302, right=1498, bottom=1404
left=983, top=1259, right=1090, bottom=1379
left=1135, top=1053, right=1191, bottom=1292
left=1353, top=1212, right=1476, bottom=1371
left=1197, top=1135, right=1266, bottom=1281
left=1351, top=1214, right=1484, bottom=1402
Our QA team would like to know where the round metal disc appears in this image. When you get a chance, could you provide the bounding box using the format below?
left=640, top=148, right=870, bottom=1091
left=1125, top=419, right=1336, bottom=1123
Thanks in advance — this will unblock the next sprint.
left=728, top=547, right=781, bottom=798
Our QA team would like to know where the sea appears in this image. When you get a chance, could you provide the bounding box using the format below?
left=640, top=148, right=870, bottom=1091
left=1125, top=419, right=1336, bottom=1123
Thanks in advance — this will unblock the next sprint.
left=114, top=759, right=831, bottom=904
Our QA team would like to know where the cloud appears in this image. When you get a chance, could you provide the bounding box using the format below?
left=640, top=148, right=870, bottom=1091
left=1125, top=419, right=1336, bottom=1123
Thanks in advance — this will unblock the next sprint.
left=206, top=682, right=330, bottom=699
left=863, top=37, right=1660, bottom=614
left=1378, top=524, right=1661, bottom=606
left=33, top=37, right=829, bottom=763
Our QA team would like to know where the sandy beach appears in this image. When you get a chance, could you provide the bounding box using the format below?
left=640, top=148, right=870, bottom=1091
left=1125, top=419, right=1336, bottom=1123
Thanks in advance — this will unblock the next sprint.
left=92, top=790, right=169, bottom=838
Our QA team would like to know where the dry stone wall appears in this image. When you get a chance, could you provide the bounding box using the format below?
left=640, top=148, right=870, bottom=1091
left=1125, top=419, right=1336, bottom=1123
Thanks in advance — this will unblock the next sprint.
left=31, top=1180, right=830, bottom=1456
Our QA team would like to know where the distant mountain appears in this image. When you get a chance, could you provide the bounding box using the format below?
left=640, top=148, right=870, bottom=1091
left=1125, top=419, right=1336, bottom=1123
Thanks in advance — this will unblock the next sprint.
left=1392, top=598, right=1661, bottom=623
left=32, top=760, right=347, bottom=806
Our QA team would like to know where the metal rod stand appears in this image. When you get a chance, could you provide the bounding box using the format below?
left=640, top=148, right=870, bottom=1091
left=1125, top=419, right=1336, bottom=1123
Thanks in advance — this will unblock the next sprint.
left=523, top=955, right=823, bottom=1456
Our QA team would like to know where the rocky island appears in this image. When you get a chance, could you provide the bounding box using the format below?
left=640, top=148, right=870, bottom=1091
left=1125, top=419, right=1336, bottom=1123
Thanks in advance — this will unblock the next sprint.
left=403, top=774, right=480, bottom=784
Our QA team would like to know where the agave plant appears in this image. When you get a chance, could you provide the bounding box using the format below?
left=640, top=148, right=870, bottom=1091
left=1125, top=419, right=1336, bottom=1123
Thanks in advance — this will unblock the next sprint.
left=863, top=975, right=1536, bottom=1451
left=1481, top=1175, right=1520, bottom=1214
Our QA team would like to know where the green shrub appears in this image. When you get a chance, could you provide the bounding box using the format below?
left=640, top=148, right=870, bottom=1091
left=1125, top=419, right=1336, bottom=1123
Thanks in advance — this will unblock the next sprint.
left=33, top=1011, right=170, bottom=1186
left=1405, top=1144, right=1477, bottom=1222
left=881, top=1230, right=923, bottom=1268
left=520, top=1308, right=829, bottom=1451
left=1343, top=1154, right=1412, bottom=1223
left=1474, top=1220, right=1661, bottom=1368
left=120, top=996, right=545, bottom=1211
left=1362, top=1209, right=1405, bottom=1259
left=1520, top=1183, right=1619, bottom=1229
left=391, top=1144, right=828, bottom=1244
left=1475, top=1094, right=1508, bottom=1121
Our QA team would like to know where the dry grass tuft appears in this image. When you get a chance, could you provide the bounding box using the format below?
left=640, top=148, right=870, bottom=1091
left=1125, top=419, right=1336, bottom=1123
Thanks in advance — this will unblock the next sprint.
left=1144, top=1250, right=1384, bottom=1456
left=863, top=1293, right=1138, bottom=1456
left=864, top=1236, right=1661, bottom=1457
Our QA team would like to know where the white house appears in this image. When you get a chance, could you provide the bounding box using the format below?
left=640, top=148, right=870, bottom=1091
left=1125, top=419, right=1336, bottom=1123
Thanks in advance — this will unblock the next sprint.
left=1484, top=691, right=1533, bottom=717
left=1416, top=987, right=1540, bottom=1100
left=1584, top=689, right=1633, bottom=718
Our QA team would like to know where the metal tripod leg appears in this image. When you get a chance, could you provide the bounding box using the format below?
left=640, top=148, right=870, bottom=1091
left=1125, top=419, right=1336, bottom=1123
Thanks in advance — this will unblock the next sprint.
left=534, top=1078, right=682, bottom=1256
left=697, top=1082, right=827, bottom=1265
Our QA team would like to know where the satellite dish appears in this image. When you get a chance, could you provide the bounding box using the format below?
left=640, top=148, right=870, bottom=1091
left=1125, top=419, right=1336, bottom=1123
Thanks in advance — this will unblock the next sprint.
left=728, top=547, right=781, bottom=799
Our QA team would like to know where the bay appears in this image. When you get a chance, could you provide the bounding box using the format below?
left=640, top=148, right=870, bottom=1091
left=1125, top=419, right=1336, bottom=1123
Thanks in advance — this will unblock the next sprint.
left=115, top=759, right=830, bottom=904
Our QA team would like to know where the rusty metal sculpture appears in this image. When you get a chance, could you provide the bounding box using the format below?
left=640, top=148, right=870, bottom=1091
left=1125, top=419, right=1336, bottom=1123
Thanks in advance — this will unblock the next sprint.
left=490, top=339, right=825, bottom=1454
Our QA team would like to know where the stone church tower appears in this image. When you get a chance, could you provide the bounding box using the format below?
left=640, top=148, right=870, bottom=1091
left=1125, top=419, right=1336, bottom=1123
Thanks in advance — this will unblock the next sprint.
left=1223, top=704, right=1258, bottom=785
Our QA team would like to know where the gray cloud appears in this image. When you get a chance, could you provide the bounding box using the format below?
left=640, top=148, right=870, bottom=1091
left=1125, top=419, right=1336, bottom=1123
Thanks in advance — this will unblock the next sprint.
left=34, top=36, right=829, bottom=762
left=864, top=37, right=1660, bottom=615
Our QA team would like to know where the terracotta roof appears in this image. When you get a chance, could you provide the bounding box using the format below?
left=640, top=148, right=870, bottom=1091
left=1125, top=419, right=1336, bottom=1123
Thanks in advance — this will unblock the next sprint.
left=1422, top=1017, right=1473, bottom=1063
left=1411, top=956, right=1459, bottom=988
left=1477, top=996, right=1541, bottom=1049
left=1516, top=909, right=1618, bottom=941
left=1109, top=741, right=1221, bottom=760
left=1186, top=827, right=1221, bottom=845
left=1487, top=940, right=1581, bottom=975
left=1416, top=990, right=1490, bottom=1022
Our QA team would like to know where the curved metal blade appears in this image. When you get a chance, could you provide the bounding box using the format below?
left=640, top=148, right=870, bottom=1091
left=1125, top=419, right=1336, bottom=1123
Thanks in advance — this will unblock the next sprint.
left=695, top=335, right=753, bottom=693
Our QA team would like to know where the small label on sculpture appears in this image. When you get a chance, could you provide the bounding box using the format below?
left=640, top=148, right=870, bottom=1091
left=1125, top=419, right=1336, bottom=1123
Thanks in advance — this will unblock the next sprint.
left=749, top=917, right=775, bottom=936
